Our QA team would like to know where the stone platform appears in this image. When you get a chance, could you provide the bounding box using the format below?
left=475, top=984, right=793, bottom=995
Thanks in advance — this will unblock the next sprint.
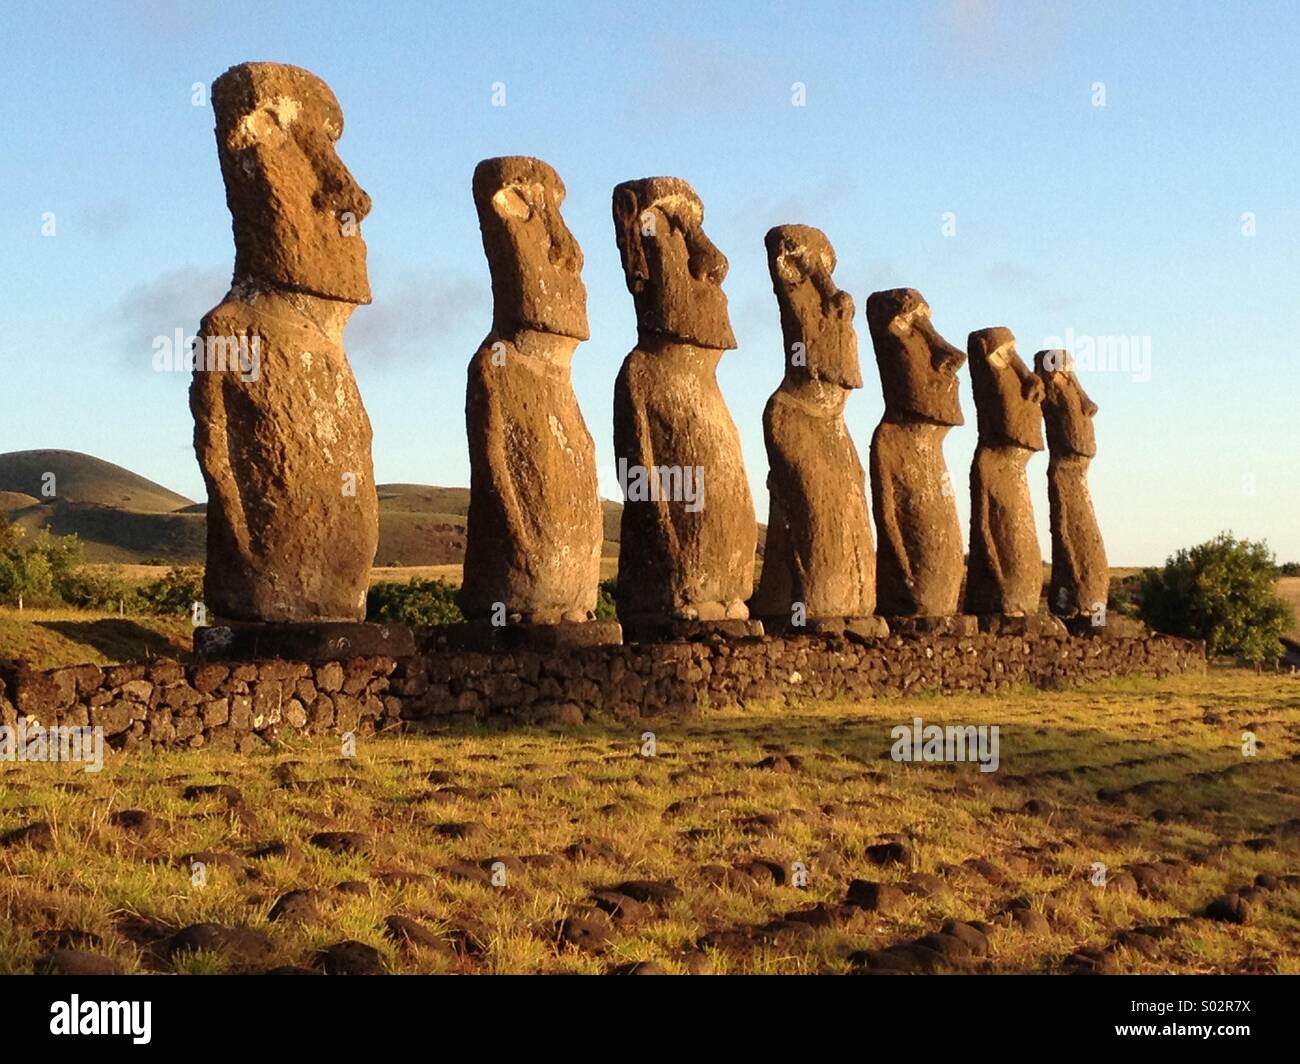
left=423, top=620, right=623, bottom=652
left=618, top=618, right=765, bottom=643
left=193, top=622, right=416, bottom=662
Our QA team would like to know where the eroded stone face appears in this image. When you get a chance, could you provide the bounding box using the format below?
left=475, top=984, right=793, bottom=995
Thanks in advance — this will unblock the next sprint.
left=1035, top=350, right=1108, bottom=617
left=611, top=176, right=754, bottom=624
left=752, top=225, right=874, bottom=621
left=766, top=224, right=862, bottom=390
left=471, top=156, right=588, bottom=341
left=866, top=289, right=966, bottom=616
left=459, top=157, right=602, bottom=624
left=193, top=63, right=378, bottom=623
left=612, top=177, right=736, bottom=351
left=866, top=288, right=964, bottom=427
left=212, top=63, right=371, bottom=304
left=1036, top=349, right=1098, bottom=458
left=964, top=328, right=1044, bottom=615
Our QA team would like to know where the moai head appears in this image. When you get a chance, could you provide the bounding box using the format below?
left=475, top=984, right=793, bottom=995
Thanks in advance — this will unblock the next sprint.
left=968, top=327, right=1045, bottom=451
left=473, top=156, right=589, bottom=341
left=612, top=176, right=736, bottom=350
left=1034, top=350, right=1098, bottom=457
left=765, top=224, right=862, bottom=390
left=865, top=288, right=965, bottom=426
left=212, top=62, right=372, bottom=304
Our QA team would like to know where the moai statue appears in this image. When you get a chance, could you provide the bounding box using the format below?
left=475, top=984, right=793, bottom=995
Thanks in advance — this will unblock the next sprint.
left=865, top=288, right=967, bottom=621
left=749, top=225, right=884, bottom=637
left=1035, top=349, right=1110, bottom=626
left=611, top=177, right=759, bottom=636
left=964, top=327, right=1045, bottom=618
left=459, top=157, right=611, bottom=641
left=191, top=63, right=381, bottom=634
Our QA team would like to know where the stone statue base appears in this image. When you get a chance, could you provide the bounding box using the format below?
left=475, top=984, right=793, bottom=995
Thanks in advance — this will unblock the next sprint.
left=1058, top=614, right=1149, bottom=639
left=194, top=622, right=415, bottom=662
left=882, top=615, right=980, bottom=637
left=426, top=620, right=623, bottom=652
left=620, top=618, right=765, bottom=644
left=973, top=614, right=1068, bottom=636
left=758, top=615, right=889, bottom=639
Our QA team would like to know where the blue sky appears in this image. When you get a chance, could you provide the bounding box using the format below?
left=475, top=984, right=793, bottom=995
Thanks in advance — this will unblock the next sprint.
left=1, top=0, right=1297, bottom=565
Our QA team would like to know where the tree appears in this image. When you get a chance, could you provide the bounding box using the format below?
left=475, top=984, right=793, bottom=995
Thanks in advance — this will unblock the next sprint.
left=366, top=578, right=464, bottom=626
left=1139, top=533, right=1293, bottom=665
left=0, top=516, right=83, bottom=607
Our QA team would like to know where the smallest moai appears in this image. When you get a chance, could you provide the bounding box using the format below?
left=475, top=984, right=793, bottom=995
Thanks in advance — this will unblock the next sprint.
left=1035, top=349, right=1110, bottom=631
left=964, top=327, right=1047, bottom=625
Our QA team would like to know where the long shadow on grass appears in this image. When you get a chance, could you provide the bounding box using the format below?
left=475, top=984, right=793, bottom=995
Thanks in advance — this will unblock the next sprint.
left=35, top=619, right=188, bottom=664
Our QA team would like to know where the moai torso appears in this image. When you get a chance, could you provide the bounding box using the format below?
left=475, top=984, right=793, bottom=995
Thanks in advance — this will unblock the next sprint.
left=611, top=177, right=756, bottom=623
left=459, top=157, right=602, bottom=624
left=192, top=63, right=378, bottom=622
left=750, top=225, right=874, bottom=622
left=963, top=327, right=1045, bottom=615
left=1036, top=350, right=1108, bottom=618
left=866, top=289, right=966, bottom=616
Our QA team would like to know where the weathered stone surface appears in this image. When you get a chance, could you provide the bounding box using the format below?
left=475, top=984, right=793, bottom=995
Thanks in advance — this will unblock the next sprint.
left=460, top=157, right=603, bottom=626
left=429, top=619, right=622, bottom=651
left=866, top=289, right=966, bottom=616
left=191, top=62, right=378, bottom=623
left=194, top=622, right=413, bottom=662
left=1035, top=350, right=1109, bottom=619
left=964, top=327, right=1044, bottom=615
left=750, top=225, right=876, bottom=627
left=0, top=629, right=1204, bottom=750
left=612, top=176, right=756, bottom=628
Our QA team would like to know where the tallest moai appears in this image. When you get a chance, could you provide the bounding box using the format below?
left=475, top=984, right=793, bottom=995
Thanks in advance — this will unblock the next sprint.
left=191, top=63, right=379, bottom=623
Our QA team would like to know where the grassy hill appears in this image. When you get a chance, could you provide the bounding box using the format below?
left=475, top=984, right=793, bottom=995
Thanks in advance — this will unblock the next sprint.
left=0, top=449, right=194, bottom=511
left=0, top=450, right=631, bottom=566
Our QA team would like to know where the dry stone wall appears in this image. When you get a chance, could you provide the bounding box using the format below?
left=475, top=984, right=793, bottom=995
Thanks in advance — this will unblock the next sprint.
left=0, top=631, right=1204, bottom=755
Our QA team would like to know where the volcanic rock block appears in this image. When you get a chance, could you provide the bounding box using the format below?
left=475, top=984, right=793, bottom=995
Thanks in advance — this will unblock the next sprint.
left=611, top=176, right=757, bottom=630
left=866, top=288, right=966, bottom=616
left=964, top=327, right=1045, bottom=616
left=749, top=225, right=885, bottom=636
left=459, top=157, right=607, bottom=628
left=193, top=621, right=414, bottom=662
left=1035, top=350, right=1109, bottom=621
left=191, top=62, right=378, bottom=622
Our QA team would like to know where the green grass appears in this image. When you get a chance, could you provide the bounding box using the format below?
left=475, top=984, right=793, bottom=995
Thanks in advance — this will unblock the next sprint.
left=0, top=607, right=193, bottom=669
left=1, top=668, right=1296, bottom=974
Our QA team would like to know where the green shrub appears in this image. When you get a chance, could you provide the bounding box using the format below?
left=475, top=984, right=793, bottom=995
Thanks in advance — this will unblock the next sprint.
left=366, top=578, right=464, bottom=626
left=595, top=578, right=618, bottom=621
left=58, top=566, right=139, bottom=611
left=1139, top=533, right=1293, bottom=665
left=1106, top=572, right=1142, bottom=617
left=1279, top=561, right=1300, bottom=577
left=0, top=518, right=83, bottom=607
left=138, top=566, right=205, bottom=616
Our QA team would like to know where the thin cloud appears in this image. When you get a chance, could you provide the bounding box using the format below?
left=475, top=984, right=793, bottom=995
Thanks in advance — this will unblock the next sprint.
left=107, top=265, right=228, bottom=370
left=347, top=269, right=486, bottom=364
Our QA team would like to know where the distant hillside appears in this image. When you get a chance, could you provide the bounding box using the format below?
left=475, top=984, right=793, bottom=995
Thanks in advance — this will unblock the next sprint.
left=0, top=451, right=635, bottom=566
left=0, top=450, right=194, bottom=511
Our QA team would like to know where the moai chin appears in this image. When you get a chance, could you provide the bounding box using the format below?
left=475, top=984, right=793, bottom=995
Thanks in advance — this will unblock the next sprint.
left=865, top=288, right=966, bottom=617
left=750, top=225, right=884, bottom=635
left=458, top=156, right=605, bottom=628
left=611, top=176, right=757, bottom=632
left=190, top=62, right=379, bottom=623
left=1035, top=349, right=1109, bottom=621
left=963, top=327, right=1045, bottom=616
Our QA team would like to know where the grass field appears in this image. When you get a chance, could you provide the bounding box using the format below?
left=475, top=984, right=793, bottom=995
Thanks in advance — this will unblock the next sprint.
left=0, top=608, right=193, bottom=669
left=1, top=668, right=1297, bottom=975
